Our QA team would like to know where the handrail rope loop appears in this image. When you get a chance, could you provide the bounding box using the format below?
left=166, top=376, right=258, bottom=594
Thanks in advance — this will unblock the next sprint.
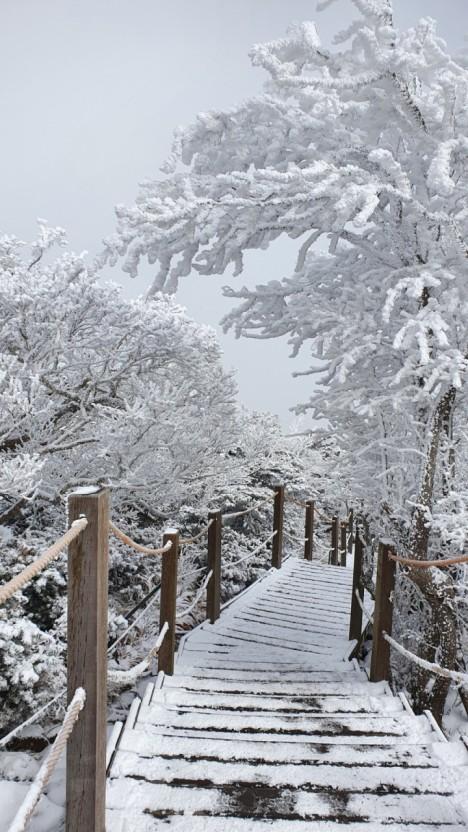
left=176, top=570, right=213, bottom=621
left=107, top=589, right=162, bottom=656
left=382, top=631, right=468, bottom=690
left=313, top=506, right=335, bottom=523
left=284, top=495, right=308, bottom=508
left=109, top=521, right=173, bottom=556
left=354, top=588, right=374, bottom=625
left=108, top=621, right=169, bottom=687
left=388, top=550, right=468, bottom=569
left=0, top=518, right=88, bottom=607
left=221, top=493, right=275, bottom=521
left=0, top=689, right=67, bottom=750
left=228, top=531, right=277, bottom=569
left=7, top=688, right=86, bottom=832
left=179, top=518, right=214, bottom=546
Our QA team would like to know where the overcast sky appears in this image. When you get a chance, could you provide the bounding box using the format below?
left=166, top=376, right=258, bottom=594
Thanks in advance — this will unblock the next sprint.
left=2, top=1, right=467, bottom=427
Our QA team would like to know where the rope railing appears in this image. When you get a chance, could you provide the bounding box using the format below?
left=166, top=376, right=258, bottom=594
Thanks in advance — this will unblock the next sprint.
left=354, top=587, right=374, bottom=625
left=179, top=519, right=214, bottom=546
left=176, top=570, right=213, bottom=621
left=108, top=589, right=162, bottom=656
left=314, top=506, right=335, bottom=523
left=388, top=550, right=468, bottom=569
left=221, top=493, right=275, bottom=521
left=108, top=622, right=169, bottom=687
left=0, top=517, right=88, bottom=607
left=284, top=495, right=308, bottom=508
left=109, top=521, right=173, bottom=555
left=1, top=483, right=334, bottom=831
left=383, top=631, right=468, bottom=690
left=228, top=531, right=277, bottom=569
left=0, top=688, right=67, bottom=750
left=7, top=688, right=86, bottom=832
left=283, top=529, right=308, bottom=546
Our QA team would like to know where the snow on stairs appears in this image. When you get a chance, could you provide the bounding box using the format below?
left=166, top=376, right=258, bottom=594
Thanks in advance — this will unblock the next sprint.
left=107, top=557, right=468, bottom=831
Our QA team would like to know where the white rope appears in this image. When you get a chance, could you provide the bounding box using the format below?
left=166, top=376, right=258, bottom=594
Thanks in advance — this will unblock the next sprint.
left=179, top=519, right=214, bottom=546
left=109, top=521, right=173, bottom=556
left=222, top=494, right=274, bottom=521
left=0, top=689, right=67, bottom=749
left=108, top=589, right=161, bottom=656
left=228, top=531, right=277, bottom=569
left=284, top=495, right=307, bottom=508
left=180, top=565, right=206, bottom=581
left=354, top=588, right=374, bottom=624
left=108, top=622, right=169, bottom=687
left=176, top=570, right=213, bottom=621
left=383, top=632, right=468, bottom=690
left=0, top=518, right=87, bottom=606
left=7, top=688, right=86, bottom=832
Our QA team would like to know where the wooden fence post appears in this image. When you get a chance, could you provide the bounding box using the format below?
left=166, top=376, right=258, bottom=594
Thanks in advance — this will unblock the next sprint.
left=330, top=515, right=339, bottom=565
left=370, top=542, right=396, bottom=683
left=272, top=485, right=284, bottom=569
left=340, top=522, right=347, bottom=567
left=158, top=529, right=179, bottom=676
left=347, top=509, right=354, bottom=554
left=66, top=487, right=109, bottom=832
left=349, top=527, right=364, bottom=641
left=304, top=500, right=314, bottom=561
left=207, top=510, right=222, bottom=623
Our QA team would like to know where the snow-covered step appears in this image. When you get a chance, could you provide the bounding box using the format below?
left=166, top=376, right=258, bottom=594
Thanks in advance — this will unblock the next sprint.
left=116, top=730, right=445, bottom=767
left=137, top=704, right=432, bottom=738
left=106, top=811, right=468, bottom=832
left=106, top=778, right=465, bottom=825
left=108, top=557, right=468, bottom=829
left=151, top=689, right=403, bottom=715
left=110, top=750, right=455, bottom=793
left=163, top=673, right=375, bottom=695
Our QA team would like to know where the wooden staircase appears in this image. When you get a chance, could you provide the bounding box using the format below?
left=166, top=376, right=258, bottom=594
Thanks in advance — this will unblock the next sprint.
left=107, top=558, right=468, bottom=830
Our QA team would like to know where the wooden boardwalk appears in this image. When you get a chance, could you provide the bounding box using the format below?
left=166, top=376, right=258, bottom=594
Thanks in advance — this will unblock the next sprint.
left=107, top=557, right=468, bottom=830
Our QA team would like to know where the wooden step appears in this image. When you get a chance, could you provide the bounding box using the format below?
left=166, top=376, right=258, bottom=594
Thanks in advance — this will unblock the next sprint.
left=106, top=809, right=467, bottom=831
left=117, top=728, right=445, bottom=767
left=106, top=778, right=465, bottom=825
left=110, top=749, right=455, bottom=794
left=151, top=689, right=403, bottom=715
left=108, top=559, right=468, bottom=831
left=136, top=706, right=434, bottom=744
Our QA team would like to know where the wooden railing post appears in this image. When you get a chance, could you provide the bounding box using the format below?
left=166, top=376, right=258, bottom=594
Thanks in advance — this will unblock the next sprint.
left=349, top=527, right=364, bottom=641
left=271, top=485, right=284, bottom=569
left=330, top=515, right=339, bottom=565
left=158, top=529, right=179, bottom=676
left=340, top=522, right=347, bottom=567
left=370, top=542, right=396, bottom=683
left=304, top=500, right=314, bottom=561
left=66, top=487, right=109, bottom=832
left=347, top=509, right=354, bottom=554
left=207, top=510, right=222, bottom=623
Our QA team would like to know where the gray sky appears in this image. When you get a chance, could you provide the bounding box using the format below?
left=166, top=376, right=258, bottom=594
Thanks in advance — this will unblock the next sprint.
left=2, top=0, right=467, bottom=427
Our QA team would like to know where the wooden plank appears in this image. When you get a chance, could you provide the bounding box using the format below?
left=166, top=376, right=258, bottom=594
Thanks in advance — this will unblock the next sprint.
left=370, top=542, right=396, bottom=683
left=66, top=487, right=109, bottom=832
left=207, top=511, right=222, bottom=623
left=158, top=529, right=179, bottom=675
left=271, top=485, right=284, bottom=569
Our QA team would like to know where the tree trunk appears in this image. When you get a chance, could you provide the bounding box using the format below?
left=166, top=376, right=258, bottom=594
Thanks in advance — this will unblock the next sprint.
left=406, top=387, right=457, bottom=723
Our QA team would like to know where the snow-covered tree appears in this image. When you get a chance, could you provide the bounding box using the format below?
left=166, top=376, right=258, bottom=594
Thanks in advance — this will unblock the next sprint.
left=0, top=224, right=242, bottom=724
left=102, top=0, right=468, bottom=720
left=0, top=225, right=326, bottom=725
